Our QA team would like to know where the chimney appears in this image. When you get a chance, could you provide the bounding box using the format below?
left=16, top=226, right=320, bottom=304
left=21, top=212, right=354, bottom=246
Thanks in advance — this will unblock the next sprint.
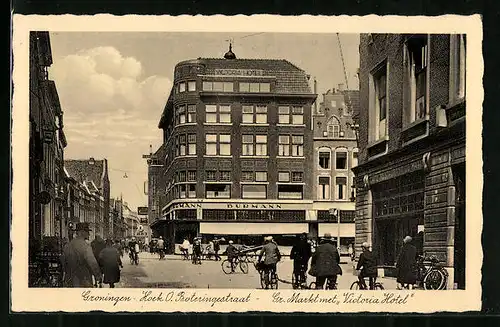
left=313, top=78, right=318, bottom=114
left=338, top=83, right=345, bottom=92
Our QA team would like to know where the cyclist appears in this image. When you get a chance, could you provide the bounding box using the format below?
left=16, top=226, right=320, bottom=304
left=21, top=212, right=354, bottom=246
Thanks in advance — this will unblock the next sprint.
left=157, top=236, right=165, bottom=260
left=128, top=237, right=139, bottom=264
left=311, top=233, right=341, bottom=289
left=226, top=240, right=238, bottom=272
left=290, top=233, right=311, bottom=288
left=192, top=237, right=202, bottom=264
left=180, top=238, right=190, bottom=260
left=258, top=236, right=281, bottom=289
left=356, top=242, right=377, bottom=290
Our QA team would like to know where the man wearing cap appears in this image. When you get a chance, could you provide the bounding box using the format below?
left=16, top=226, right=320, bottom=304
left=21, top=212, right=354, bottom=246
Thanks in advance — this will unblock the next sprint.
left=396, top=236, right=417, bottom=289
left=61, top=223, right=102, bottom=287
left=311, top=233, right=342, bottom=289
left=226, top=240, right=238, bottom=272
left=356, top=242, right=377, bottom=290
left=258, top=236, right=282, bottom=288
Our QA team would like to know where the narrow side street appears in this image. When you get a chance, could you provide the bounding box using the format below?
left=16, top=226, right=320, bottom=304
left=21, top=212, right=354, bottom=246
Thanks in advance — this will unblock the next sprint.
left=115, top=252, right=398, bottom=290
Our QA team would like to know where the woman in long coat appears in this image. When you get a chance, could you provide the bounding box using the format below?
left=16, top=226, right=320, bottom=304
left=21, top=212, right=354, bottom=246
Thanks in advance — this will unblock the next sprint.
left=99, top=239, right=123, bottom=288
left=396, top=236, right=417, bottom=289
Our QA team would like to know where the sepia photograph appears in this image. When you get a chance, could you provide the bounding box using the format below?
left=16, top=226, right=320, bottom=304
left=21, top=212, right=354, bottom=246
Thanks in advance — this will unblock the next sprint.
left=11, top=15, right=482, bottom=312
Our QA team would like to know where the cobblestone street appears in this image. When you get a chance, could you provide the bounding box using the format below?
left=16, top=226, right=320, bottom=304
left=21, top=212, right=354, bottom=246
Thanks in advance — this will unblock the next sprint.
left=112, top=252, right=398, bottom=290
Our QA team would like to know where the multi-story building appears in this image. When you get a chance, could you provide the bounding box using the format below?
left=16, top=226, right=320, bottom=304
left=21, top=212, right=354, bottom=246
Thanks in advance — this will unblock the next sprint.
left=29, top=31, right=67, bottom=256
left=152, top=46, right=317, bottom=249
left=145, top=145, right=166, bottom=233
left=354, top=34, right=466, bottom=289
left=312, top=85, right=359, bottom=254
left=122, top=202, right=140, bottom=239
left=64, top=157, right=110, bottom=238
left=110, top=197, right=126, bottom=240
left=64, top=165, right=106, bottom=240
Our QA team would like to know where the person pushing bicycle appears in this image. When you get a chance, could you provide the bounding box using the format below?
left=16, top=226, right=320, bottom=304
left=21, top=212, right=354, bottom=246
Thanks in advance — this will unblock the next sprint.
left=290, top=233, right=311, bottom=288
left=258, top=236, right=281, bottom=289
left=356, top=242, right=378, bottom=290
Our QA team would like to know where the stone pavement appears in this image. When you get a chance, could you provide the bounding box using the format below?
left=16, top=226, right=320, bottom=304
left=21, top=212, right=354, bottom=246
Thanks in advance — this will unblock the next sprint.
left=112, top=252, right=398, bottom=290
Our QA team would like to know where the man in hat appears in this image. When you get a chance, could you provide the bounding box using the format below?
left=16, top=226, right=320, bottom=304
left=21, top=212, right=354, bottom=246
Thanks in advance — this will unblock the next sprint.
left=61, top=223, right=102, bottom=287
left=258, top=236, right=282, bottom=288
left=356, top=242, right=377, bottom=290
left=311, top=233, right=341, bottom=289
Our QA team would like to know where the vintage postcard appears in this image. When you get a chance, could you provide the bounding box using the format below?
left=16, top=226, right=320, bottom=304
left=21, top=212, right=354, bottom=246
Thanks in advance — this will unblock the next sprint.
left=11, top=14, right=483, bottom=312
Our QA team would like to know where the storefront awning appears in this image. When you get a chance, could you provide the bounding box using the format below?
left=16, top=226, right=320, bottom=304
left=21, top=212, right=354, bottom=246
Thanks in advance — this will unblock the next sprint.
left=318, top=223, right=355, bottom=238
left=200, top=222, right=309, bottom=235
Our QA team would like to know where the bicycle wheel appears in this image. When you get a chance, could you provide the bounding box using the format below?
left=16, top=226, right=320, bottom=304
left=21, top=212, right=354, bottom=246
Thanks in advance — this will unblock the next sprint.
left=374, top=283, right=384, bottom=290
left=350, top=281, right=360, bottom=290
left=222, top=260, right=233, bottom=274
left=239, top=261, right=249, bottom=274
left=423, top=269, right=446, bottom=290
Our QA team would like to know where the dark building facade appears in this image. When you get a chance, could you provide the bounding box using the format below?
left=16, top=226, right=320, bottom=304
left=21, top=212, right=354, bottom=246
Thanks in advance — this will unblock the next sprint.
left=153, top=48, right=317, bottom=251
left=312, top=85, right=359, bottom=254
left=354, top=34, right=466, bottom=289
left=29, top=31, right=68, bottom=261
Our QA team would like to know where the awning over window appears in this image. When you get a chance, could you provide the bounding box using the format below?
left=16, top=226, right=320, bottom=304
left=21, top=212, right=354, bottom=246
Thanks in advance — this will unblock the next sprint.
left=200, top=222, right=309, bottom=235
left=318, top=223, right=355, bottom=238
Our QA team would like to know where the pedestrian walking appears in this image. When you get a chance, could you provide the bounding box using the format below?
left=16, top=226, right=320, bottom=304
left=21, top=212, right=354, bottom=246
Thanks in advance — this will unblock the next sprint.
left=310, top=233, right=342, bottom=289
left=60, top=223, right=102, bottom=287
left=213, top=238, right=222, bottom=261
left=396, top=235, right=418, bottom=289
left=98, top=239, right=123, bottom=288
left=355, top=242, right=377, bottom=290
left=91, top=235, right=106, bottom=265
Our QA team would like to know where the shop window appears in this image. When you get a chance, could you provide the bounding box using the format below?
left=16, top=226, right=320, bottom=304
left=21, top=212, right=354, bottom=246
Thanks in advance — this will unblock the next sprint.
left=242, top=185, right=267, bottom=199
left=205, top=184, right=231, bottom=199
left=403, top=35, right=429, bottom=126
left=336, top=176, right=347, bottom=200
left=318, top=176, right=330, bottom=200
left=336, top=150, right=347, bottom=170
left=278, top=184, right=303, bottom=199
left=319, top=150, right=331, bottom=169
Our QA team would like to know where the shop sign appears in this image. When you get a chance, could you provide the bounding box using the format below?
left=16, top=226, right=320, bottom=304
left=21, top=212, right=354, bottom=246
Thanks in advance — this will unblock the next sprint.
left=214, top=69, right=265, bottom=76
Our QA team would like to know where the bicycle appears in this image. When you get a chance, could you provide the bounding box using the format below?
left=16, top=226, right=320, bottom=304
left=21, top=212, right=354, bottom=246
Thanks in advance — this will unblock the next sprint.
left=309, top=277, right=337, bottom=290
left=129, top=251, right=139, bottom=265
left=350, top=277, right=384, bottom=290
left=291, top=264, right=309, bottom=289
left=416, top=255, right=449, bottom=290
left=253, top=261, right=278, bottom=289
left=222, top=257, right=249, bottom=274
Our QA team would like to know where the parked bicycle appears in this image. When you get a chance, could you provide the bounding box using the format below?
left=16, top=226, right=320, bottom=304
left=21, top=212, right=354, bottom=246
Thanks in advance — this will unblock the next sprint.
left=416, top=255, right=448, bottom=290
left=350, top=277, right=384, bottom=290
left=222, top=256, right=249, bottom=274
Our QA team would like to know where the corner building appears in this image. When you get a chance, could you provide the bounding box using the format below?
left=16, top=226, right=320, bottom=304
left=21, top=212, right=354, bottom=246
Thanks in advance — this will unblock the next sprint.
left=355, top=34, right=466, bottom=289
left=155, top=49, right=317, bottom=248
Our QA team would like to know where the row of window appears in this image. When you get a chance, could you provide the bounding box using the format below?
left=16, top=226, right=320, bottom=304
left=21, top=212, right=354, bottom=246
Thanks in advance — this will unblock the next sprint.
left=175, top=81, right=273, bottom=94
left=317, top=176, right=355, bottom=201
left=171, top=170, right=304, bottom=183
left=172, top=133, right=306, bottom=157
left=318, top=149, right=358, bottom=170
left=369, top=34, right=466, bottom=143
left=172, top=104, right=305, bottom=126
left=168, top=183, right=305, bottom=200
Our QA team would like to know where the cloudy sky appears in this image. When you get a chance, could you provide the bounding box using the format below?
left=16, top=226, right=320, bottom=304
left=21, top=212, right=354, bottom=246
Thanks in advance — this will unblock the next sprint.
left=48, top=32, right=360, bottom=211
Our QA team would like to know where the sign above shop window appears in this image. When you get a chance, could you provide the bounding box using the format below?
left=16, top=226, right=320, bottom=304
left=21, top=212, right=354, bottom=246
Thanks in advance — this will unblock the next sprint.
left=213, top=69, right=266, bottom=76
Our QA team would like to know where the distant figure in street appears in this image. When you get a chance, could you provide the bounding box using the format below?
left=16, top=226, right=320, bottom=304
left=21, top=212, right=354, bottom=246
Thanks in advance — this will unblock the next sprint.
left=128, top=237, right=139, bottom=264
left=206, top=240, right=215, bottom=260
left=157, top=236, right=165, bottom=260
left=99, top=239, right=123, bottom=288
left=213, top=238, right=222, bottom=261
left=311, top=233, right=342, bottom=289
left=192, top=237, right=202, bottom=264
left=396, top=236, right=417, bottom=290
left=113, top=239, right=124, bottom=258
left=356, top=242, right=378, bottom=290
left=61, top=223, right=102, bottom=287
left=348, top=244, right=354, bottom=260
left=226, top=240, right=238, bottom=272
left=290, top=233, right=312, bottom=288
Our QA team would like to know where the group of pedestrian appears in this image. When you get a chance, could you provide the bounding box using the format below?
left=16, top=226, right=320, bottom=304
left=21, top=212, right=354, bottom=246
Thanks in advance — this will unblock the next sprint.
left=60, top=223, right=123, bottom=288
